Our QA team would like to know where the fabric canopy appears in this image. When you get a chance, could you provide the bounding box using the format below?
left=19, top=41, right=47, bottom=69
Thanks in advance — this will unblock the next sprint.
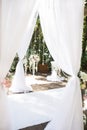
left=0, top=0, right=84, bottom=130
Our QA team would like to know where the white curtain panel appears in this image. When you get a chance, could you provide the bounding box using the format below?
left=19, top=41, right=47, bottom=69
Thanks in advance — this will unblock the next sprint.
left=0, top=0, right=38, bottom=129
left=10, top=60, right=27, bottom=93
left=10, top=5, right=38, bottom=93
left=39, top=0, right=84, bottom=130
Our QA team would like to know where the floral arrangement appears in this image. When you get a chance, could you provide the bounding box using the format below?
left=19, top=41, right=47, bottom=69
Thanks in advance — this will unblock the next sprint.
left=80, top=71, right=87, bottom=89
left=29, top=54, right=40, bottom=74
left=80, top=71, right=87, bottom=82
left=29, top=54, right=40, bottom=64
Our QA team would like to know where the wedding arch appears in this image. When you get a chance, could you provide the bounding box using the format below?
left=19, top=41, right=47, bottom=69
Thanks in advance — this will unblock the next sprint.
left=0, top=0, right=84, bottom=130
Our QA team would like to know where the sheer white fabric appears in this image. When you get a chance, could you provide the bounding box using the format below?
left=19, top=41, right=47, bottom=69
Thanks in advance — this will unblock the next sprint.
left=10, top=60, right=27, bottom=93
left=0, top=0, right=38, bottom=129
left=39, top=0, right=84, bottom=75
left=39, top=0, right=84, bottom=130
left=10, top=6, right=38, bottom=93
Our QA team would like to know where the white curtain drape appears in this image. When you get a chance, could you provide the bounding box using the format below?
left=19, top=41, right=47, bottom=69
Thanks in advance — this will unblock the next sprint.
left=39, top=0, right=84, bottom=130
left=10, top=5, right=38, bottom=93
left=0, top=0, right=38, bottom=129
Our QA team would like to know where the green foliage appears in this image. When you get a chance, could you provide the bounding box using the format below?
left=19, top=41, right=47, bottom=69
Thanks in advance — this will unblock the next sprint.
left=26, top=16, right=53, bottom=68
left=9, top=16, right=53, bottom=73
left=81, top=1, right=87, bottom=72
left=85, top=0, right=87, bottom=8
left=81, top=50, right=87, bottom=71
left=9, top=54, right=19, bottom=73
left=81, top=16, right=87, bottom=72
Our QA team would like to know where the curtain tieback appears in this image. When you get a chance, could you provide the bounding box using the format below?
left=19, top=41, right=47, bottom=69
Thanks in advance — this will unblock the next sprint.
left=71, top=73, right=79, bottom=79
left=69, top=74, right=80, bottom=87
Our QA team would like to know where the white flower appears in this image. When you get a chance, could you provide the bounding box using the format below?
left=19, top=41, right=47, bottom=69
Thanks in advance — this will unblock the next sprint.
left=29, top=54, right=40, bottom=63
left=29, top=54, right=40, bottom=72
left=80, top=71, right=87, bottom=82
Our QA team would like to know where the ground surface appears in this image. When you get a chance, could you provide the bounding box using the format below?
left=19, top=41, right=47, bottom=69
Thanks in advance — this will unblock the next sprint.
left=25, top=73, right=66, bottom=92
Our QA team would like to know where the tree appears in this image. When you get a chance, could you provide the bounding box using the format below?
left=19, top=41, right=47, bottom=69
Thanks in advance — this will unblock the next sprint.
left=85, top=0, right=87, bottom=7
left=81, top=2, right=87, bottom=72
left=26, top=16, right=53, bottom=71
